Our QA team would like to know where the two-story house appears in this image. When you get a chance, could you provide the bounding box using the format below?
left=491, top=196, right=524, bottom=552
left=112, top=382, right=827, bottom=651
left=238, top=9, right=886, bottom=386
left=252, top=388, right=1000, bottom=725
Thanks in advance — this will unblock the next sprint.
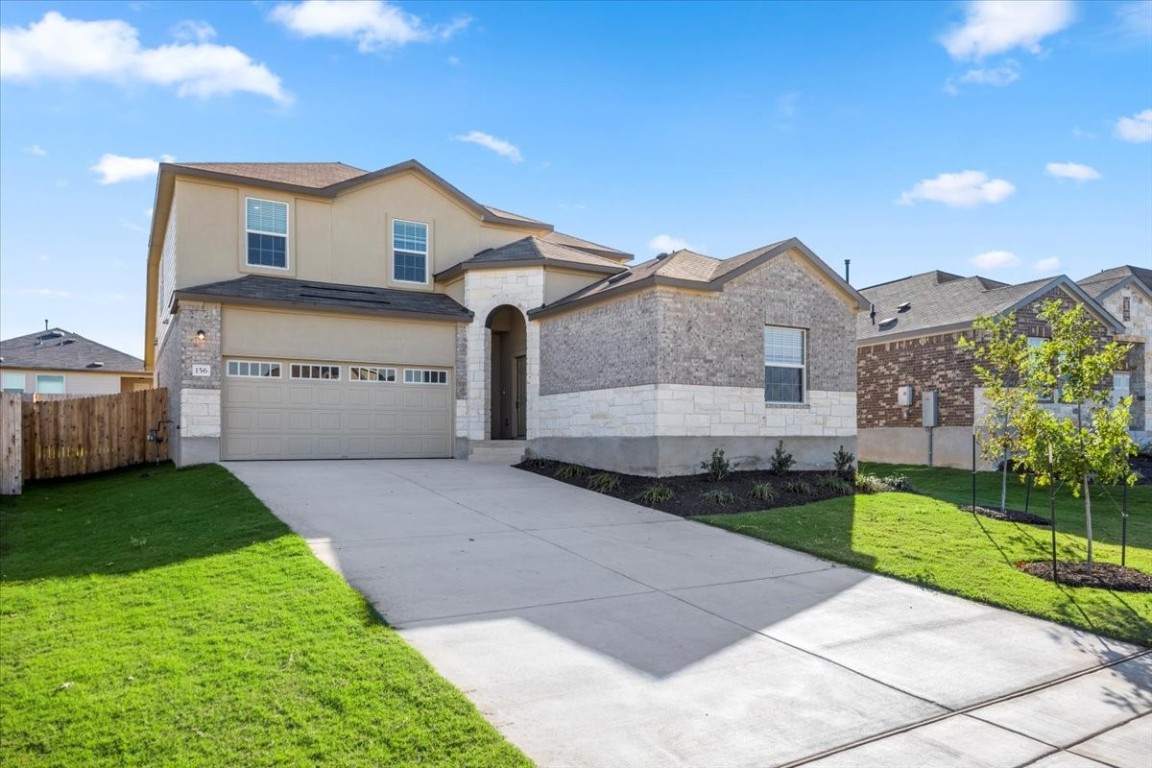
left=146, top=160, right=865, bottom=475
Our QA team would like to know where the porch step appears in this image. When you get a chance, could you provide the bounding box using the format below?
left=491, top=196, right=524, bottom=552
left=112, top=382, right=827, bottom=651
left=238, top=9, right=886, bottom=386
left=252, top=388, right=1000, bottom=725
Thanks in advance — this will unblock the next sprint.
left=468, top=440, right=527, bottom=465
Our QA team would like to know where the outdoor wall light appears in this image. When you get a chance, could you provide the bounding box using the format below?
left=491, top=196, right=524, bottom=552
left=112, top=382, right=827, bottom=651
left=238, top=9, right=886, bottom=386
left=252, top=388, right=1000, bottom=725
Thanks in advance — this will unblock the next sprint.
left=195, top=329, right=207, bottom=342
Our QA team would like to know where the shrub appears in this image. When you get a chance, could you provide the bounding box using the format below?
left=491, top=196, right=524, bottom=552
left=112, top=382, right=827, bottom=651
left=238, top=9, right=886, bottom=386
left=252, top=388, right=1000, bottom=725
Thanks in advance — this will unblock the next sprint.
left=750, top=481, right=776, bottom=502
left=554, top=463, right=589, bottom=480
left=854, top=473, right=912, bottom=493
left=700, top=448, right=731, bottom=482
left=782, top=478, right=811, bottom=495
left=636, top=483, right=674, bottom=504
left=820, top=475, right=853, bottom=495
left=702, top=488, right=735, bottom=505
left=833, top=445, right=856, bottom=475
left=881, top=474, right=913, bottom=492
left=587, top=472, right=622, bottom=493
left=769, top=441, right=795, bottom=475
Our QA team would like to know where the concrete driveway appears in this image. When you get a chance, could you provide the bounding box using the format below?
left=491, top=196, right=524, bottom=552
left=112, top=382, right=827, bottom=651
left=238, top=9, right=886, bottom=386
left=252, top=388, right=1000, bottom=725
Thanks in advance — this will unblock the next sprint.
left=226, top=459, right=1151, bottom=768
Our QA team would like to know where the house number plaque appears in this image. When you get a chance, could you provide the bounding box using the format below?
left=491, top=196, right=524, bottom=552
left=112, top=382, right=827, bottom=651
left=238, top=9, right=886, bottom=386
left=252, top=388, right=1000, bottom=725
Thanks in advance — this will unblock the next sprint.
left=191, top=364, right=211, bottom=378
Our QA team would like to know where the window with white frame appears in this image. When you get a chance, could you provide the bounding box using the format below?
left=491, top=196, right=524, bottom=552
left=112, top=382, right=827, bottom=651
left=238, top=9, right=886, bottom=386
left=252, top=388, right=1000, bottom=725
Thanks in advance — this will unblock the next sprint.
left=227, top=360, right=281, bottom=378
left=350, top=366, right=396, bottom=382
left=2, top=373, right=25, bottom=393
left=246, top=198, right=288, bottom=268
left=290, top=364, right=340, bottom=380
left=393, top=219, right=428, bottom=283
left=36, top=374, right=65, bottom=395
left=403, top=369, right=447, bottom=384
left=1122, top=296, right=1131, bottom=322
left=764, top=326, right=805, bottom=404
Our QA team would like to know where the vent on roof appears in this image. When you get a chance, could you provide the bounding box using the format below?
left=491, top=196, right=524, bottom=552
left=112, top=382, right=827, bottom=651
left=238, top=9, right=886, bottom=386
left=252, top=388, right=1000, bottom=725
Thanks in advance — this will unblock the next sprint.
left=606, top=272, right=630, bottom=285
left=38, top=331, right=64, bottom=340
left=878, top=317, right=898, bottom=330
left=302, top=284, right=375, bottom=296
left=896, top=302, right=911, bottom=313
left=61, top=339, right=75, bottom=345
left=87, top=362, right=105, bottom=369
left=655, top=252, right=671, bottom=260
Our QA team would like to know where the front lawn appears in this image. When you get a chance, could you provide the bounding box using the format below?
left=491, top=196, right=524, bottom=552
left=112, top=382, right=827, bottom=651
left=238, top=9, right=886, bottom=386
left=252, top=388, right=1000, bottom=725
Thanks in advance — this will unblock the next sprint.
left=0, top=464, right=530, bottom=768
left=704, top=485, right=1152, bottom=646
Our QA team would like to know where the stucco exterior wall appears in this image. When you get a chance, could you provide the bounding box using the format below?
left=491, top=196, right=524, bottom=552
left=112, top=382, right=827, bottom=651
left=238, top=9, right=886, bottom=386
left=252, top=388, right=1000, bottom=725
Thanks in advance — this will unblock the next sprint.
left=0, top=369, right=127, bottom=397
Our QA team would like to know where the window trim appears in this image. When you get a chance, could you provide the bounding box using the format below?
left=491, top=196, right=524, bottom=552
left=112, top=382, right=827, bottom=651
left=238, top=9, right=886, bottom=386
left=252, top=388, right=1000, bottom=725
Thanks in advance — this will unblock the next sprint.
left=36, top=374, right=66, bottom=395
left=392, top=218, right=430, bottom=285
left=245, top=197, right=290, bottom=271
left=290, top=363, right=341, bottom=381
left=403, top=368, right=448, bottom=385
left=350, top=366, right=397, bottom=383
left=226, top=360, right=282, bottom=378
left=764, top=326, right=806, bottom=405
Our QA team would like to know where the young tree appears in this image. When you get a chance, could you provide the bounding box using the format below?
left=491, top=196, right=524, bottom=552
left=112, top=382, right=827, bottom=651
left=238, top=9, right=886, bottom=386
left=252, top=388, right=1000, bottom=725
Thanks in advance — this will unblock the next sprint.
left=963, top=300, right=1137, bottom=573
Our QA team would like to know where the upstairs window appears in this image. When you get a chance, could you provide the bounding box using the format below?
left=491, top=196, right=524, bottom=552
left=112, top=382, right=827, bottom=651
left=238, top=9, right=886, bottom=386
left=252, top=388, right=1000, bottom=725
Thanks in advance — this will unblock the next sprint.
left=393, top=220, right=428, bottom=283
left=764, top=326, right=805, bottom=404
left=1122, top=296, right=1131, bottom=322
left=246, top=198, right=288, bottom=268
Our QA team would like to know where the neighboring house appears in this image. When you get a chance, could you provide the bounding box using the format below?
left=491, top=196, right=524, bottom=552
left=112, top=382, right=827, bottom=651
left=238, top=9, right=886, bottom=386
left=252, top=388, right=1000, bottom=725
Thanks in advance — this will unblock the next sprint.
left=856, top=271, right=1126, bottom=469
left=0, top=328, right=150, bottom=397
left=145, top=159, right=864, bottom=474
left=1077, top=265, right=1152, bottom=442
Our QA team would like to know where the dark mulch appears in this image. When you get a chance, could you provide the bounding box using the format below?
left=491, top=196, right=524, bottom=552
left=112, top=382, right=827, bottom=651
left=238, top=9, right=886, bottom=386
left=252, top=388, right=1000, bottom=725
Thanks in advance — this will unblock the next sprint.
left=1132, top=454, right=1152, bottom=485
left=959, top=504, right=1052, bottom=527
left=515, top=459, right=854, bottom=517
left=1018, top=561, right=1152, bottom=592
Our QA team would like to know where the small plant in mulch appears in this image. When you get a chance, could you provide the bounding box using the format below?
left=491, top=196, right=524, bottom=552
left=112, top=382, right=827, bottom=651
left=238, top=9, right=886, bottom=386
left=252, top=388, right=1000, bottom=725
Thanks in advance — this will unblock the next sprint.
left=635, top=483, right=674, bottom=504
left=700, top=448, right=732, bottom=482
left=702, top=488, right=735, bottom=506
left=782, top=478, right=812, bottom=496
left=768, top=441, right=795, bottom=475
left=959, top=504, right=1051, bottom=527
left=587, top=472, right=622, bottom=494
left=750, top=481, right=776, bottom=502
left=554, top=463, right=589, bottom=480
left=819, top=475, right=853, bottom=495
left=1017, top=561, right=1152, bottom=592
left=832, top=445, right=856, bottom=476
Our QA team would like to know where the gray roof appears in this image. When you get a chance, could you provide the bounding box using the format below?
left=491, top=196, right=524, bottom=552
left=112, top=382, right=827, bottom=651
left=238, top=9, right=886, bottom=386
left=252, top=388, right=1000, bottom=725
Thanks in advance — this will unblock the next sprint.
left=540, top=231, right=633, bottom=261
left=173, top=276, right=473, bottom=322
left=436, top=237, right=628, bottom=281
left=531, top=237, right=869, bottom=318
left=0, top=328, right=145, bottom=373
left=1077, top=265, right=1152, bottom=301
left=858, top=270, right=1124, bottom=343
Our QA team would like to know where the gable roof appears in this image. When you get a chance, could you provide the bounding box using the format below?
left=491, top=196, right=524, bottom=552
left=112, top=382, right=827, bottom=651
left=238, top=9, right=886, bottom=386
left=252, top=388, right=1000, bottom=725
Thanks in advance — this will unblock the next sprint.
left=436, top=237, right=629, bottom=281
left=160, top=159, right=551, bottom=231
left=0, top=328, right=145, bottom=373
left=529, top=237, right=868, bottom=318
left=1077, top=265, right=1152, bottom=302
left=172, top=275, right=473, bottom=323
left=857, top=270, right=1124, bottom=344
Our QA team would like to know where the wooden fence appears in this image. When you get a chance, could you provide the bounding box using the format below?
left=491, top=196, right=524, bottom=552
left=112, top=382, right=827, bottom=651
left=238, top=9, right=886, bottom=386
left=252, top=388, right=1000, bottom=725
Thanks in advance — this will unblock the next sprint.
left=0, top=389, right=169, bottom=494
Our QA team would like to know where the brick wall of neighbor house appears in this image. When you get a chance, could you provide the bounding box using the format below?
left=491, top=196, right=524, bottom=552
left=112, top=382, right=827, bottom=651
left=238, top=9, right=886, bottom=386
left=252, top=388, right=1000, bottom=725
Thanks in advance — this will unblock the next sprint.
left=857, top=332, right=976, bottom=430
left=538, top=290, right=660, bottom=395
left=155, top=301, right=222, bottom=466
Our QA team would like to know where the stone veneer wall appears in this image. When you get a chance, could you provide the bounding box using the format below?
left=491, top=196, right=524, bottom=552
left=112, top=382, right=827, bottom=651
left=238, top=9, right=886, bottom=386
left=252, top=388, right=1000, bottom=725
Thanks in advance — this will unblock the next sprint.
left=1098, top=286, right=1151, bottom=435
left=154, top=301, right=222, bottom=466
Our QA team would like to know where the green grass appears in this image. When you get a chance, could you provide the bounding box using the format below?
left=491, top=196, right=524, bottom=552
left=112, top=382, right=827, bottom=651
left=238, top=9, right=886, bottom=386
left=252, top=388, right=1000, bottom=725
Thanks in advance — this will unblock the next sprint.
left=0, top=463, right=531, bottom=768
left=704, top=466, right=1152, bottom=646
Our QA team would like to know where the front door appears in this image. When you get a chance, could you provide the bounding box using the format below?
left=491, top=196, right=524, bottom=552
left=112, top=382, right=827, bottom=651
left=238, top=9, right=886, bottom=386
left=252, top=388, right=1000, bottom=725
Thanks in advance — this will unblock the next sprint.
left=515, top=355, right=527, bottom=438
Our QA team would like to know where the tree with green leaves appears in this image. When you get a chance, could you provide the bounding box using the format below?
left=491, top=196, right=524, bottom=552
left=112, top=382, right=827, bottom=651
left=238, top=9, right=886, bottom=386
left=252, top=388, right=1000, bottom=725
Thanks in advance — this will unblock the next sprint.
left=962, top=300, right=1136, bottom=573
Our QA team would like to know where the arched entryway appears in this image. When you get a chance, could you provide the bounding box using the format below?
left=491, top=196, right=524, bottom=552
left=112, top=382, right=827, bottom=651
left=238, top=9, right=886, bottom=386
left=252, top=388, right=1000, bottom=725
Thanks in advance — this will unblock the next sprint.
left=486, top=305, right=527, bottom=440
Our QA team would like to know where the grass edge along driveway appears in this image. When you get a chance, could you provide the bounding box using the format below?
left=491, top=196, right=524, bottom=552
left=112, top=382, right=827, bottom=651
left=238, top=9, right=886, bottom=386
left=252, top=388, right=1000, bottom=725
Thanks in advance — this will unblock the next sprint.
left=704, top=464, right=1151, bottom=647
left=0, top=463, right=531, bottom=768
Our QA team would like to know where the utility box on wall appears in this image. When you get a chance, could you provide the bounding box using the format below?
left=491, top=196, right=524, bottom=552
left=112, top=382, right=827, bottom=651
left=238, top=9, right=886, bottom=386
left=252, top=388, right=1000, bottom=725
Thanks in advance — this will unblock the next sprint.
left=923, top=390, right=939, bottom=427
left=897, top=385, right=914, bottom=407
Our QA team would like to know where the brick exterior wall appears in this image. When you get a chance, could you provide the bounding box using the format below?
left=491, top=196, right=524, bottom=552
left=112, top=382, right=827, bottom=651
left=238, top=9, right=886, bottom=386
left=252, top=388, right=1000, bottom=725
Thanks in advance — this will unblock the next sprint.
left=857, top=288, right=1114, bottom=429
left=154, top=301, right=223, bottom=463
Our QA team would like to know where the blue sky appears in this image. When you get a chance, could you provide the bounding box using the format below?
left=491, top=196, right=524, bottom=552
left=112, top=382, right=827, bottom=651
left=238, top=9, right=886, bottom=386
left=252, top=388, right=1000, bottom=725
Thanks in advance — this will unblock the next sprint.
left=1, top=0, right=1150, bottom=358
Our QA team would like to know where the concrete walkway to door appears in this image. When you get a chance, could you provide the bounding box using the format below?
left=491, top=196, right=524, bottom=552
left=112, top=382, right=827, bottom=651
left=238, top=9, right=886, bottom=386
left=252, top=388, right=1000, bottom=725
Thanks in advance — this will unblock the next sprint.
left=226, top=459, right=1151, bottom=768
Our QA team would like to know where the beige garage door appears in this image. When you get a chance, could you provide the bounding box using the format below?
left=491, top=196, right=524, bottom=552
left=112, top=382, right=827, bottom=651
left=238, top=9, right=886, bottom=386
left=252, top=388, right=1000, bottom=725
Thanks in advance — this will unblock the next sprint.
left=222, top=359, right=452, bottom=460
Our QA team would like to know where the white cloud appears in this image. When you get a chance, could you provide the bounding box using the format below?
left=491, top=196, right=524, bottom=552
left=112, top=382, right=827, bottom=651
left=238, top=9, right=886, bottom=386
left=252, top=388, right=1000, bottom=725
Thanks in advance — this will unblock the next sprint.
left=0, top=12, right=289, bottom=103
left=89, top=153, right=174, bottom=184
left=1115, top=108, right=1152, bottom=143
left=1045, top=162, right=1101, bottom=181
left=25, top=144, right=46, bottom=156
left=898, top=170, right=1015, bottom=207
left=969, top=250, right=1020, bottom=269
left=959, top=61, right=1020, bottom=86
left=1115, top=1, right=1152, bottom=39
left=941, top=0, right=1074, bottom=60
left=270, top=1, right=469, bottom=53
left=453, top=131, right=522, bottom=162
left=171, top=20, right=216, bottom=43
left=648, top=235, right=691, bottom=253
left=1033, top=256, right=1061, bottom=272
left=1071, top=127, right=1096, bottom=140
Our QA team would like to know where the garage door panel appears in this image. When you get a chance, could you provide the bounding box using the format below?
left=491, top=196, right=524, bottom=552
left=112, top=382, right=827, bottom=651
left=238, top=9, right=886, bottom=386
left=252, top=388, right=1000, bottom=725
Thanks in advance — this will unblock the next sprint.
left=222, top=359, right=452, bottom=460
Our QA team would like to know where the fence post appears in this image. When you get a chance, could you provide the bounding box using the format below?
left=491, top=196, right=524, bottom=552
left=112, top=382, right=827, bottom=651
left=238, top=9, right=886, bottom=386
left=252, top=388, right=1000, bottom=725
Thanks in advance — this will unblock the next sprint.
left=1, top=393, right=22, bottom=495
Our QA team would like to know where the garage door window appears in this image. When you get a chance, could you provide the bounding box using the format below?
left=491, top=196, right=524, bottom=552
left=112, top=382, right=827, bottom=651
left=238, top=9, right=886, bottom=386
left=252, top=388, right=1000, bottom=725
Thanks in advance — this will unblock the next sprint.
left=291, top=364, right=341, bottom=380
left=350, top=366, right=396, bottom=382
left=227, top=360, right=281, bottom=378
left=404, top=369, right=447, bottom=384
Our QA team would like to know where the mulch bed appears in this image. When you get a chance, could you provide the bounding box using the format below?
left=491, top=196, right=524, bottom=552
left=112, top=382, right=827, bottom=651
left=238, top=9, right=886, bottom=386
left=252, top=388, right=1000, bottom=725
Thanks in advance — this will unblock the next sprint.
left=1018, top=561, right=1152, bottom=592
left=959, top=504, right=1051, bottom=527
left=1132, top=454, right=1152, bottom=485
left=515, top=459, right=854, bottom=517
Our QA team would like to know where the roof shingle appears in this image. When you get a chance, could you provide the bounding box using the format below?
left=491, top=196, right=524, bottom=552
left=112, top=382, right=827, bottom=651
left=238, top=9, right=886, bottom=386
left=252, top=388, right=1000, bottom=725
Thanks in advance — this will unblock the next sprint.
left=0, top=329, right=144, bottom=372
